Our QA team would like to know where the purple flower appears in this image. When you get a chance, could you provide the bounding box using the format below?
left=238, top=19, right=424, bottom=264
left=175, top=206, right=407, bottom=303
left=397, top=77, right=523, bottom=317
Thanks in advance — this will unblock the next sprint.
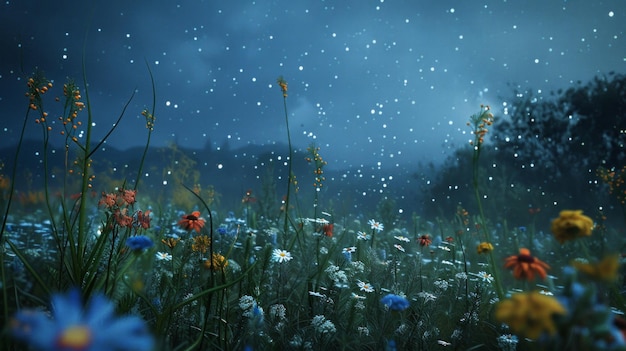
left=125, top=235, right=154, bottom=251
left=10, top=288, right=153, bottom=350
left=380, top=294, right=410, bottom=311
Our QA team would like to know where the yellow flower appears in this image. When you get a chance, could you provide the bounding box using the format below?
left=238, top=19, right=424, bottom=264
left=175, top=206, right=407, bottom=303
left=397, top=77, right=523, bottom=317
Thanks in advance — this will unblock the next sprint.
left=476, top=242, right=494, bottom=254
left=191, top=235, right=211, bottom=253
left=495, top=291, right=566, bottom=340
left=204, top=253, right=229, bottom=271
left=161, top=237, right=180, bottom=249
left=572, top=255, right=620, bottom=282
left=550, top=210, right=594, bottom=244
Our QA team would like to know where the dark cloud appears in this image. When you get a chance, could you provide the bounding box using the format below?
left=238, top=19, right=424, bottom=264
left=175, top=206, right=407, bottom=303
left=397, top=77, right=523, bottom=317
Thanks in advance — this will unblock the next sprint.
left=1, top=0, right=624, bottom=169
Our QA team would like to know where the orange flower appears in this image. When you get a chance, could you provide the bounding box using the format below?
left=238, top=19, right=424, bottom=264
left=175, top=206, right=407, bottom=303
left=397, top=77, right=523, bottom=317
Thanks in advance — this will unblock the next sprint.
left=418, top=234, right=432, bottom=247
left=504, top=248, right=550, bottom=281
left=277, top=76, right=288, bottom=97
left=178, top=211, right=206, bottom=233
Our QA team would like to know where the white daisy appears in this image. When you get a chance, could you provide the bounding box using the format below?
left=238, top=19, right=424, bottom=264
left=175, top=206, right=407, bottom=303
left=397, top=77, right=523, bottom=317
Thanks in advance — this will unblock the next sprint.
left=309, top=291, right=326, bottom=298
left=394, top=244, right=405, bottom=252
left=351, top=292, right=367, bottom=300
left=272, top=249, right=293, bottom=263
left=155, top=252, right=172, bottom=261
left=367, top=219, right=384, bottom=232
left=356, top=280, right=374, bottom=293
left=473, top=271, right=494, bottom=283
left=356, top=231, right=371, bottom=240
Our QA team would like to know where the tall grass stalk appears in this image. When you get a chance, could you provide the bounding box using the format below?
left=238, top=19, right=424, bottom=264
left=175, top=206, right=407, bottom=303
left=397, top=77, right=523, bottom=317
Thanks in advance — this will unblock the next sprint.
left=468, top=106, right=504, bottom=300
left=277, top=77, right=293, bottom=236
left=134, top=61, right=157, bottom=191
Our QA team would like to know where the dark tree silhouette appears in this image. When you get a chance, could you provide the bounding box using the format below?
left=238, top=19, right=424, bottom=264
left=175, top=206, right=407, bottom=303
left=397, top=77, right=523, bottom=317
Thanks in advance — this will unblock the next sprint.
left=564, top=73, right=626, bottom=169
left=425, top=73, right=626, bottom=221
left=494, top=72, right=626, bottom=178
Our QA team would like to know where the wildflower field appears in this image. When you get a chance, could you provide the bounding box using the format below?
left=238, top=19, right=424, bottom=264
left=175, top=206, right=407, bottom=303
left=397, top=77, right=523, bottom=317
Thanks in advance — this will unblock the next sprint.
left=1, top=70, right=626, bottom=351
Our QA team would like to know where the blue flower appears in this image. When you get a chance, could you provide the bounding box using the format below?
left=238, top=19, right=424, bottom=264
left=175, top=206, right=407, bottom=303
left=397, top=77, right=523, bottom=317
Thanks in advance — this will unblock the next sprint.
left=380, top=294, right=410, bottom=311
left=217, top=225, right=228, bottom=235
left=126, top=235, right=154, bottom=251
left=10, top=289, right=153, bottom=351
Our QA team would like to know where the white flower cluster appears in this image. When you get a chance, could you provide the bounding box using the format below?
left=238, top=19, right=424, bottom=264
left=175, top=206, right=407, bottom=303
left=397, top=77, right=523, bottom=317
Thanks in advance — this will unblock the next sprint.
left=433, top=279, right=450, bottom=291
left=325, top=265, right=348, bottom=288
left=289, top=335, right=312, bottom=350
left=311, top=315, right=336, bottom=336
left=455, top=272, right=468, bottom=280
left=417, top=291, right=437, bottom=302
left=269, top=304, right=286, bottom=321
left=497, top=334, right=518, bottom=351
left=239, top=295, right=263, bottom=319
left=350, top=261, right=365, bottom=273
left=269, top=304, right=287, bottom=331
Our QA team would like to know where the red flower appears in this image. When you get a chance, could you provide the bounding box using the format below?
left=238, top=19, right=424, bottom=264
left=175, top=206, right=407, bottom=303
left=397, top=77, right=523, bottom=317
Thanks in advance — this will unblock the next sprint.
left=322, top=223, right=334, bottom=237
left=136, top=210, right=151, bottom=229
left=120, top=189, right=136, bottom=206
left=98, top=192, right=117, bottom=208
left=114, top=208, right=133, bottom=228
left=178, top=211, right=206, bottom=233
left=418, top=234, right=432, bottom=247
left=242, top=189, right=257, bottom=204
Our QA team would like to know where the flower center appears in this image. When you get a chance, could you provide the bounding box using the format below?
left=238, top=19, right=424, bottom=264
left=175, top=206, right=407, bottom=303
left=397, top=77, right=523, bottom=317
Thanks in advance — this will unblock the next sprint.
left=564, top=223, right=581, bottom=235
left=517, top=254, right=535, bottom=263
left=57, top=325, right=92, bottom=350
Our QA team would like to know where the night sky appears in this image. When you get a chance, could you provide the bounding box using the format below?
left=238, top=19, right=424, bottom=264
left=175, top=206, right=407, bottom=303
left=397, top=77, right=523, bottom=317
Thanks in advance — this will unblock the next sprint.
left=1, top=0, right=624, bottom=170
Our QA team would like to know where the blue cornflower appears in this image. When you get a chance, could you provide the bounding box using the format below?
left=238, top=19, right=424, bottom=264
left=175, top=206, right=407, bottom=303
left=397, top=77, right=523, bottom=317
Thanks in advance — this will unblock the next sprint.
left=380, top=294, right=410, bottom=311
left=217, top=225, right=228, bottom=235
left=126, top=235, right=154, bottom=251
left=10, top=289, right=154, bottom=351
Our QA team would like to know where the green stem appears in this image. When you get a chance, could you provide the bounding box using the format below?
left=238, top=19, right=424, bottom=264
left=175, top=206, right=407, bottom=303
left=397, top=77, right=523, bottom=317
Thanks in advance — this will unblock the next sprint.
left=472, top=145, right=504, bottom=300
left=133, top=61, right=157, bottom=190
left=282, top=95, right=293, bottom=238
left=77, top=56, right=94, bottom=281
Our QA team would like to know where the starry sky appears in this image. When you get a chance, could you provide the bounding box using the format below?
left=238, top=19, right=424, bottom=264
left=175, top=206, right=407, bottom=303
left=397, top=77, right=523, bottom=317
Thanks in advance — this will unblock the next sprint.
left=1, top=0, right=624, bottom=170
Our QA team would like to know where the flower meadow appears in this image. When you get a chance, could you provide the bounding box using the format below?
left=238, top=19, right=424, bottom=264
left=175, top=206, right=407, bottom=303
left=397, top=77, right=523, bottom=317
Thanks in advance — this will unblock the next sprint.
left=1, top=71, right=626, bottom=351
